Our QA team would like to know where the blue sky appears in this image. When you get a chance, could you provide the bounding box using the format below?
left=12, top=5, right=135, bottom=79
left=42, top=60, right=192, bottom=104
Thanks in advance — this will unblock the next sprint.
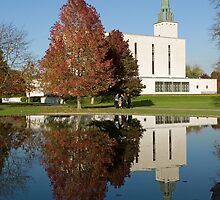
left=0, top=0, right=219, bottom=73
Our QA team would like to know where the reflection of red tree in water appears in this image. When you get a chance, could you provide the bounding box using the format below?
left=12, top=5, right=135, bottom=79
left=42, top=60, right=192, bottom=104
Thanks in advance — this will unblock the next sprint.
left=42, top=128, right=116, bottom=200
left=107, top=129, right=142, bottom=188
left=107, top=163, right=131, bottom=187
left=90, top=117, right=144, bottom=189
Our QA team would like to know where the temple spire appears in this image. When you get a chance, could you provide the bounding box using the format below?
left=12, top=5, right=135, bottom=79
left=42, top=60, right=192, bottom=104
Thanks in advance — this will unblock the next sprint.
left=158, top=0, right=174, bottom=23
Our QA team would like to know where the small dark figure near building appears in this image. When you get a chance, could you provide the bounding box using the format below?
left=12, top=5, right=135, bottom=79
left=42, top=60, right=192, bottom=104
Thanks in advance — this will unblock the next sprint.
left=114, top=94, right=119, bottom=108
left=127, top=94, right=132, bottom=108
left=118, top=94, right=122, bottom=108
left=121, top=93, right=126, bottom=108
left=211, top=183, right=220, bottom=200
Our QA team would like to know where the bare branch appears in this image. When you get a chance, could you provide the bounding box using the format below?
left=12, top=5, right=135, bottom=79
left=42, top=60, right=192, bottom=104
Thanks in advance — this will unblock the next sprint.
left=0, top=23, right=32, bottom=69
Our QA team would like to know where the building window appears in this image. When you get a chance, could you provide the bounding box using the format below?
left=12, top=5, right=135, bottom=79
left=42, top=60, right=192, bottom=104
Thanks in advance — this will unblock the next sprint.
left=168, top=45, right=171, bottom=75
left=155, top=82, right=190, bottom=93
left=164, top=82, right=172, bottom=92
left=155, top=82, right=163, bottom=92
left=153, top=131, right=156, bottom=161
left=206, top=85, right=208, bottom=89
left=182, top=82, right=189, bottom=92
left=152, top=44, right=155, bottom=75
left=174, top=116, right=181, bottom=123
left=134, top=42, right=137, bottom=60
left=169, top=130, right=172, bottom=160
left=165, top=116, right=172, bottom=124
left=173, top=82, right=181, bottom=92
left=156, top=116, right=190, bottom=124
left=196, top=85, right=199, bottom=89
left=156, top=116, right=164, bottom=124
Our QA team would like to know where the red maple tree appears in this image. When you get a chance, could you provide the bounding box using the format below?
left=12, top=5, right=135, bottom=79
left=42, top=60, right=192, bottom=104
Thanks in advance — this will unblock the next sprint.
left=107, top=30, right=144, bottom=96
left=40, top=0, right=115, bottom=108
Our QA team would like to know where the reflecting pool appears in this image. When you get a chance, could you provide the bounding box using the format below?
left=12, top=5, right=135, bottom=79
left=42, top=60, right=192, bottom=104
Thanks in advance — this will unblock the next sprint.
left=0, top=115, right=220, bottom=200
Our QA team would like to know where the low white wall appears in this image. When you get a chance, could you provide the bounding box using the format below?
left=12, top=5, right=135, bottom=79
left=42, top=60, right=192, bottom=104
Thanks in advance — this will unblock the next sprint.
left=41, top=97, right=64, bottom=104
left=27, top=91, right=45, bottom=97
left=2, top=97, right=22, bottom=103
left=141, top=77, right=217, bottom=94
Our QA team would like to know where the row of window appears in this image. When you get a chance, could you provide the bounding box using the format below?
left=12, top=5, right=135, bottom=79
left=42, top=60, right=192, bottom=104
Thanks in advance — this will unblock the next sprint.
left=155, top=82, right=190, bottom=92
left=134, top=43, right=171, bottom=75
left=156, top=116, right=190, bottom=125
left=152, top=129, right=174, bottom=161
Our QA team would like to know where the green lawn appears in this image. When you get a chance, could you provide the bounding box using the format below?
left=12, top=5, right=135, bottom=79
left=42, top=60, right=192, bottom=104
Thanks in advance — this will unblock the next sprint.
left=0, top=95, right=220, bottom=117
left=132, top=94, right=220, bottom=109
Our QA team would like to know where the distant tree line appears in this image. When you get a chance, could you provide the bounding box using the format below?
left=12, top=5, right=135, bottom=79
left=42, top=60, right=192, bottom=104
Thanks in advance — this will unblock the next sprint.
left=186, top=64, right=220, bottom=79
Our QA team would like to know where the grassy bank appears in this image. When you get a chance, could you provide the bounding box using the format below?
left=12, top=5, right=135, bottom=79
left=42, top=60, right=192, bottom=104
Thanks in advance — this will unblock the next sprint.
left=132, top=94, right=220, bottom=109
left=0, top=95, right=220, bottom=117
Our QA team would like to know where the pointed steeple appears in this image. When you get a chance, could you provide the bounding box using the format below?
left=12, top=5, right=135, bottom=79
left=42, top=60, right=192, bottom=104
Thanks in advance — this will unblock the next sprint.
left=158, top=0, right=174, bottom=23
left=159, top=181, right=176, bottom=200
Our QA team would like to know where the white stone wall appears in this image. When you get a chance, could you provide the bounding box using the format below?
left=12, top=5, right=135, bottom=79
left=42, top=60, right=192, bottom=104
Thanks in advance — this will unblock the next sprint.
left=2, top=97, right=22, bottom=103
left=27, top=91, right=45, bottom=97
left=123, top=33, right=185, bottom=78
left=140, top=77, right=217, bottom=94
left=188, top=78, right=217, bottom=94
left=154, top=22, right=178, bottom=38
left=41, top=97, right=63, bottom=104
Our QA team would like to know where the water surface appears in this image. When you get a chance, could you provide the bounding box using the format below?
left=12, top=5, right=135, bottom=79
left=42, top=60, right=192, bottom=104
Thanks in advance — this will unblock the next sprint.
left=0, top=115, right=220, bottom=200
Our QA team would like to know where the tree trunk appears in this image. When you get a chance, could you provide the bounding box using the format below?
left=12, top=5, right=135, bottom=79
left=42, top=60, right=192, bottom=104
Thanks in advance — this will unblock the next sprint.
left=77, top=96, right=82, bottom=109
left=27, top=92, right=31, bottom=103
left=75, top=115, right=82, bottom=131
left=91, top=96, right=95, bottom=105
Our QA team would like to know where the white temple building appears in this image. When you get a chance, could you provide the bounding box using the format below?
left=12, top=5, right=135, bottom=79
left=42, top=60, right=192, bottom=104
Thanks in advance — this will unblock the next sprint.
left=2, top=0, right=217, bottom=104
left=124, top=0, right=217, bottom=94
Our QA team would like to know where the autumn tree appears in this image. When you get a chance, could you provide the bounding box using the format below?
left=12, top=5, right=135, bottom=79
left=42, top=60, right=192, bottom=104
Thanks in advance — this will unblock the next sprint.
left=211, top=65, right=220, bottom=93
left=0, top=49, right=36, bottom=100
left=0, top=49, right=27, bottom=98
left=0, top=49, right=8, bottom=99
left=0, top=23, right=35, bottom=101
left=211, top=65, right=220, bottom=78
left=40, top=0, right=115, bottom=109
left=0, top=23, right=32, bottom=91
left=106, top=30, right=144, bottom=96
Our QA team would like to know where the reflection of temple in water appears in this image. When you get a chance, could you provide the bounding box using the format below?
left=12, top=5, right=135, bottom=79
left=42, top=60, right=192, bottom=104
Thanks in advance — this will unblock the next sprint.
left=131, top=116, right=218, bottom=200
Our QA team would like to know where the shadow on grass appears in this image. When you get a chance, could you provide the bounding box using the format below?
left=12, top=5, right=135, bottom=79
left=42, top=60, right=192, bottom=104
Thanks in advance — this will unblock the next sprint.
left=84, top=104, right=114, bottom=109
left=132, top=99, right=155, bottom=107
